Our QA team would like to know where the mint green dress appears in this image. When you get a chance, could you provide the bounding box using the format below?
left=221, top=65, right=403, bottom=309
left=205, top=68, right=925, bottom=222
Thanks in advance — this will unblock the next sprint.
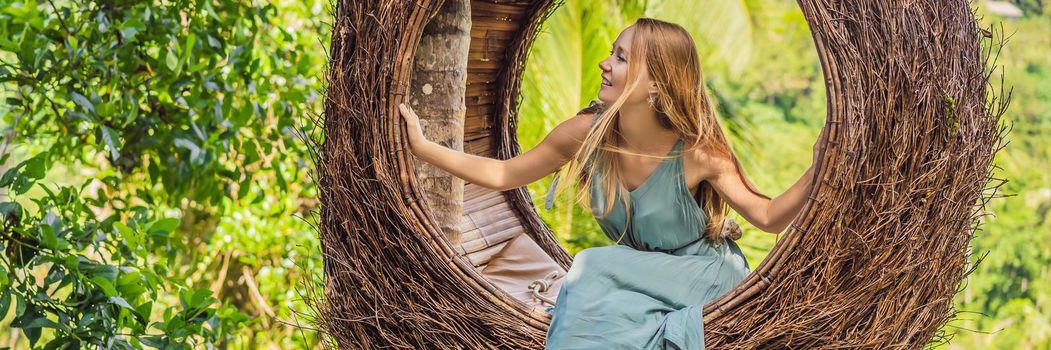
left=542, top=110, right=750, bottom=349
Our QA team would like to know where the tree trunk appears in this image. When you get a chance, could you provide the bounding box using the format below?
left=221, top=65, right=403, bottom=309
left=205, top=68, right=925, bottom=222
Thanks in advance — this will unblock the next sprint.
left=410, top=0, right=471, bottom=243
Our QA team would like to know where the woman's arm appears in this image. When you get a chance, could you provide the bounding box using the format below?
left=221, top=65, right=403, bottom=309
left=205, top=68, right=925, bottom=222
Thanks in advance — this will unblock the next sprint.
left=763, top=165, right=816, bottom=232
left=398, top=103, right=592, bottom=191
left=705, top=126, right=828, bottom=233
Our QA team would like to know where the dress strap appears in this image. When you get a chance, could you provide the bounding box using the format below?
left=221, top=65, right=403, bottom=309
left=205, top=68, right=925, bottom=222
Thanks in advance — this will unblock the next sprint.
left=544, top=174, right=560, bottom=210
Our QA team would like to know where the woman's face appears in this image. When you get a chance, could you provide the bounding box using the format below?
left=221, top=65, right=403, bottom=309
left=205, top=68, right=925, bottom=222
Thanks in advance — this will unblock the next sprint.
left=597, top=25, right=652, bottom=105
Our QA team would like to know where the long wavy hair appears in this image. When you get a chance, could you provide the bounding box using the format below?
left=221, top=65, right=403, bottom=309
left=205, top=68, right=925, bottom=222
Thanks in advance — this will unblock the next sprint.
left=548, top=17, right=770, bottom=244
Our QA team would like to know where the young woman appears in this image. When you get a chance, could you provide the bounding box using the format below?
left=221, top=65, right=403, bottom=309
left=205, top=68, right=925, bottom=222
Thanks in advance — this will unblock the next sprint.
left=399, top=17, right=826, bottom=350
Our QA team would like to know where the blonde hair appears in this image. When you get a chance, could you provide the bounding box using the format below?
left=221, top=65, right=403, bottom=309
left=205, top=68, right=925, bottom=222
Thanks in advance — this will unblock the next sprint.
left=549, top=17, right=770, bottom=244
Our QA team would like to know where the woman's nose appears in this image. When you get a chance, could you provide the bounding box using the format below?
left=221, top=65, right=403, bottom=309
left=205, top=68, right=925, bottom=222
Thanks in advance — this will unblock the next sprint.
left=597, top=58, right=610, bottom=72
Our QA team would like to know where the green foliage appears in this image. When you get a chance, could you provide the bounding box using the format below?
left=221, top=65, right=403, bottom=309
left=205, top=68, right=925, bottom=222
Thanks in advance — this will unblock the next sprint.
left=1, top=0, right=316, bottom=206
left=0, top=163, right=250, bottom=348
left=0, top=0, right=328, bottom=348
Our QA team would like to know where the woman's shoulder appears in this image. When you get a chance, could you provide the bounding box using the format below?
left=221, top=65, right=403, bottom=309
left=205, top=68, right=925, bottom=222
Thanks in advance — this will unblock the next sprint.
left=682, top=141, right=735, bottom=181
left=543, top=107, right=600, bottom=161
left=564, top=100, right=603, bottom=138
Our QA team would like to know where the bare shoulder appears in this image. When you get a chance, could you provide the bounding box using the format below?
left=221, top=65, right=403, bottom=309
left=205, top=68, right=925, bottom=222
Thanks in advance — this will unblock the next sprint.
left=545, top=112, right=596, bottom=159
left=683, top=142, right=735, bottom=182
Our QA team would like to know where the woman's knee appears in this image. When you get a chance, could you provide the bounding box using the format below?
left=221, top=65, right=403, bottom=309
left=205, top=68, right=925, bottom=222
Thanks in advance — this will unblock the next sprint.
left=570, top=246, right=616, bottom=274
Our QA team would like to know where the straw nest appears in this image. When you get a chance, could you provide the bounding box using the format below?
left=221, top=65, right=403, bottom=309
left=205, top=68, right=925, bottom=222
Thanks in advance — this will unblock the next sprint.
left=308, top=0, right=1010, bottom=348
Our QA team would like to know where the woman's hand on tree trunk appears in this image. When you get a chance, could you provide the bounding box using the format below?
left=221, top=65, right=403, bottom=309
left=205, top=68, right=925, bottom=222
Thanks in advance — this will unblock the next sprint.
left=398, top=103, right=427, bottom=153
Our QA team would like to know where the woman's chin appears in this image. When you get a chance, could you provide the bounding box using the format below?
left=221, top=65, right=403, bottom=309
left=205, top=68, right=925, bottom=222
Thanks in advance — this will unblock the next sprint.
left=597, top=88, right=614, bottom=103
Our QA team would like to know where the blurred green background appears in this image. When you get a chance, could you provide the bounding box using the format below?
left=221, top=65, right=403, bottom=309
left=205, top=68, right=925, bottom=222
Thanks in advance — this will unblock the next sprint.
left=0, top=0, right=1045, bottom=348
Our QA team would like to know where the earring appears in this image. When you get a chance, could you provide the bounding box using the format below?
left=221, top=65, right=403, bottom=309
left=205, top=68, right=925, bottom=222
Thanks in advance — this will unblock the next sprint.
left=647, top=94, right=656, bottom=108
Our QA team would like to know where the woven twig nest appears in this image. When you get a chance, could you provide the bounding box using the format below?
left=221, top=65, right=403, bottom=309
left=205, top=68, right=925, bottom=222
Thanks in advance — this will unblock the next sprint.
left=312, top=0, right=1009, bottom=348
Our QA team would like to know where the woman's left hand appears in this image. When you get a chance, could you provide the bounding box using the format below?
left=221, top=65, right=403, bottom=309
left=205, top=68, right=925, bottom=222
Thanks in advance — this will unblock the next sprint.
left=398, top=103, right=427, bottom=153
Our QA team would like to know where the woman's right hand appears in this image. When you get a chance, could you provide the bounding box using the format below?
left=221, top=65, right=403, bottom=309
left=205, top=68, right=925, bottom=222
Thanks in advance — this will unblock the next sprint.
left=398, top=103, right=427, bottom=152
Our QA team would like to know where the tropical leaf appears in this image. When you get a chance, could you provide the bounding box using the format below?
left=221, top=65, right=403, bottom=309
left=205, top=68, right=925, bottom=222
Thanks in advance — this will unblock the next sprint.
left=646, top=0, right=756, bottom=75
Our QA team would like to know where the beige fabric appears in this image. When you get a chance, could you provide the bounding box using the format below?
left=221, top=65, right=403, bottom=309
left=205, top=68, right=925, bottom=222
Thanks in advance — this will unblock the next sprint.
left=481, top=233, right=566, bottom=309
